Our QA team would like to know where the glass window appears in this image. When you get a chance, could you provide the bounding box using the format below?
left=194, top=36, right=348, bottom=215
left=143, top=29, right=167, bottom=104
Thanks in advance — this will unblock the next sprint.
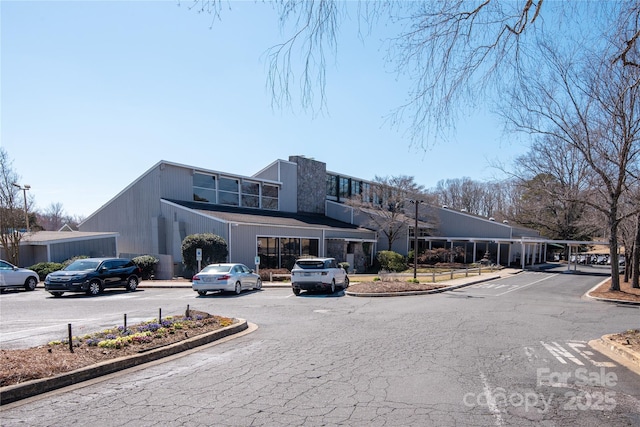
left=261, top=184, right=279, bottom=210
left=219, top=177, right=239, bottom=206
left=326, top=174, right=338, bottom=198
left=351, top=180, right=361, bottom=196
left=242, top=181, right=259, bottom=195
left=339, top=177, right=350, bottom=199
left=257, top=237, right=279, bottom=269
left=193, top=173, right=216, bottom=203
left=301, top=239, right=319, bottom=256
left=219, top=177, right=239, bottom=192
left=242, top=194, right=260, bottom=208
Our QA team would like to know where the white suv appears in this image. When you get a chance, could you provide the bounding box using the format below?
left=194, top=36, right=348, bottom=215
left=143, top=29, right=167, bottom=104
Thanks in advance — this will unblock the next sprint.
left=290, top=257, right=349, bottom=296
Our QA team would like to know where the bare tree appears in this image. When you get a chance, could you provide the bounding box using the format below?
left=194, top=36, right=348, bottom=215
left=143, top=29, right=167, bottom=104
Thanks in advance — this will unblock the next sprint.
left=0, top=149, right=29, bottom=265
left=346, top=175, right=428, bottom=251
left=503, top=38, right=640, bottom=291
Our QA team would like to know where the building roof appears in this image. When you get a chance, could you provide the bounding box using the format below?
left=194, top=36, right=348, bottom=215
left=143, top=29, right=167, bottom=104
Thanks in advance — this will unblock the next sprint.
left=19, top=231, right=119, bottom=245
left=164, top=199, right=373, bottom=231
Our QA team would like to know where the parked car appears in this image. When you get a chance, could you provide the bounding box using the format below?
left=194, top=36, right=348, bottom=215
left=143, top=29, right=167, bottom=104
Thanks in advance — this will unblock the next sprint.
left=290, top=257, right=349, bottom=296
left=44, top=258, right=141, bottom=297
left=0, top=260, right=39, bottom=292
left=192, top=263, right=262, bottom=296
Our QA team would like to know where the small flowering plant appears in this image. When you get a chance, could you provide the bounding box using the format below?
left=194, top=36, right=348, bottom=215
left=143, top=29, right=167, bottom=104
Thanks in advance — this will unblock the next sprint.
left=48, top=314, right=234, bottom=351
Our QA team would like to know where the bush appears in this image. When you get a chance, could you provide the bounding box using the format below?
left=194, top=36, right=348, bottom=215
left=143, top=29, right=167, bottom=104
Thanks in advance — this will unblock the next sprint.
left=258, top=268, right=290, bottom=282
left=377, top=251, right=406, bottom=272
left=181, top=233, right=228, bottom=276
left=29, top=262, right=64, bottom=280
left=132, top=255, right=159, bottom=280
left=338, top=262, right=350, bottom=272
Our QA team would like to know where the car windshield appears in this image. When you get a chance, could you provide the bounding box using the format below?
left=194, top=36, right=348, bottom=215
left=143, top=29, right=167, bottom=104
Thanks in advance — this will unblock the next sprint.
left=294, top=260, right=326, bottom=270
left=201, top=265, right=233, bottom=274
left=64, top=260, right=101, bottom=271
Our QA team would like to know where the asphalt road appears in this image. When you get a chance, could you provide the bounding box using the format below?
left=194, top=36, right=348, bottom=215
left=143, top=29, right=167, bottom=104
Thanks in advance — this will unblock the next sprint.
left=1, top=269, right=639, bottom=426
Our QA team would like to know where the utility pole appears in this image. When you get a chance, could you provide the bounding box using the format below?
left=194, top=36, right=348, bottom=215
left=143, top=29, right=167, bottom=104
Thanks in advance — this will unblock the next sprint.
left=12, top=183, right=30, bottom=232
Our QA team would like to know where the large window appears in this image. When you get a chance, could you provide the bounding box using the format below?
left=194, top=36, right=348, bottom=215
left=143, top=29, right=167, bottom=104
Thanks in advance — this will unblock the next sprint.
left=339, top=177, right=350, bottom=200
left=193, top=173, right=279, bottom=210
left=241, top=181, right=260, bottom=208
left=193, top=173, right=216, bottom=203
left=219, top=177, right=239, bottom=206
left=326, top=174, right=338, bottom=199
left=257, top=237, right=319, bottom=269
left=261, top=184, right=279, bottom=210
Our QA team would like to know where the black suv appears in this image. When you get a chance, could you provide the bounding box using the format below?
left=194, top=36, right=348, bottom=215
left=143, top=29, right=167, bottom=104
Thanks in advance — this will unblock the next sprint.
left=44, top=258, right=141, bottom=297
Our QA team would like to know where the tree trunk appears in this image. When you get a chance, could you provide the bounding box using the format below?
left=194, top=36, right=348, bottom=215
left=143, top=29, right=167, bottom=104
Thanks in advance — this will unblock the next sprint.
left=633, top=214, right=640, bottom=289
left=609, top=216, right=621, bottom=292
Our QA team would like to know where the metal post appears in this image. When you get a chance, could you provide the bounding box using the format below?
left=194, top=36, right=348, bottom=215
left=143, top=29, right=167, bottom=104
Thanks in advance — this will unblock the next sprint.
left=12, top=183, right=30, bottom=232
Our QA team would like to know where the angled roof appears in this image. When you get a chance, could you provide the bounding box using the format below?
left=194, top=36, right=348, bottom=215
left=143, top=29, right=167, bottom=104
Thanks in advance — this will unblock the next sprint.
left=164, top=199, right=372, bottom=231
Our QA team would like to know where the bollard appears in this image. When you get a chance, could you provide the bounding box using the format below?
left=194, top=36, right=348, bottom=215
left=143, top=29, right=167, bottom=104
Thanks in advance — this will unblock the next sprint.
left=465, top=267, right=469, bottom=277
left=159, top=308, right=162, bottom=322
left=124, top=313, right=127, bottom=331
left=432, top=271, right=436, bottom=283
left=186, top=304, right=190, bottom=318
left=68, top=323, right=74, bottom=353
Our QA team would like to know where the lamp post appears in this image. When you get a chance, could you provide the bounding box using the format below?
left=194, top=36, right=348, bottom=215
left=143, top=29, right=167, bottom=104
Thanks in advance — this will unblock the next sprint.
left=12, top=183, right=30, bottom=232
left=409, top=199, right=423, bottom=279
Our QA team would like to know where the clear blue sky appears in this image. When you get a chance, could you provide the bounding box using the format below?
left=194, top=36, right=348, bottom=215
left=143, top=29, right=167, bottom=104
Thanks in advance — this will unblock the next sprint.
left=1, top=1, right=525, bottom=219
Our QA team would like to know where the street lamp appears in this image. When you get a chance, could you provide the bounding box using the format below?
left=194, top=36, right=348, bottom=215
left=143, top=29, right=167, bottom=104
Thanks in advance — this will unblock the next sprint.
left=12, top=183, right=30, bottom=232
left=409, top=199, right=423, bottom=279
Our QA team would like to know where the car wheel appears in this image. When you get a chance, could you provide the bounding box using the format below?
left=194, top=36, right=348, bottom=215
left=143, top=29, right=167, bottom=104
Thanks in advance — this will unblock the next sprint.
left=125, top=276, right=138, bottom=292
left=292, top=287, right=301, bottom=296
left=51, top=292, right=63, bottom=298
left=254, top=279, right=262, bottom=290
left=329, top=279, right=336, bottom=294
left=234, top=281, right=242, bottom=295
left=342, top=276, right=349, bottom=289
left=197, top=290, right=208, bottom=296
left=86, top=280, right=102, bottom=296
left=24, top=277, right=37, bottom=291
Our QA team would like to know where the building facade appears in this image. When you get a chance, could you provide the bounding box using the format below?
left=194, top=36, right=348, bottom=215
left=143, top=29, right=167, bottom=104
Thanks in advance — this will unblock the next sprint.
left=79, top=155, right=544, bottom=277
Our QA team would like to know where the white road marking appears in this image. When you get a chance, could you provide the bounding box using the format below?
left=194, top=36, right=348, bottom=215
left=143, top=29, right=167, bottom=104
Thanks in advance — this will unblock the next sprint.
left=480, top=372, right=505, bottom=426
left=495, top=274, right=557, bottom=296
left=541, top=341, right=584, bottom=365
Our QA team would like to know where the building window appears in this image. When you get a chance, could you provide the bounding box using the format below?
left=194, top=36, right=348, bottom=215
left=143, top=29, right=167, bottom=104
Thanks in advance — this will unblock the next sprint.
left=257, top=237, right=279, bottom=269
left=257, top=236, right=319, bottom=269
left=219, top=177, right=239, bottom=206
left=339, top=177, right=350, bottom=200
left=261, top=184, right=279, bottom=210
left=326, top=174, right=338, bottom=200
left=351, top=180, right=361, bottom=197
left=241, top=181, right=260, bottom=208
left=301, top=239, right=319, bottom=256
left=193, top=173, right=216, bottom=203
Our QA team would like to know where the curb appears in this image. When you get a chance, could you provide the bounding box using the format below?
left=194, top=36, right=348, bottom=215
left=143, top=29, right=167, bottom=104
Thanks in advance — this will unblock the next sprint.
left=0, top=319, right=249, bottom=405
left=345, top=275, right=501, bottom=297
left=588, top=335, right=640, bottom=376
left=584, top=279, right=640, bottom=306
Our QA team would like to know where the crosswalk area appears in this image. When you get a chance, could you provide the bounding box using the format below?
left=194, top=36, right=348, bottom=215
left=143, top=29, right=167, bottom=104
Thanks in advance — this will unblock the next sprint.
left=462, top=273, right=557, bottom=297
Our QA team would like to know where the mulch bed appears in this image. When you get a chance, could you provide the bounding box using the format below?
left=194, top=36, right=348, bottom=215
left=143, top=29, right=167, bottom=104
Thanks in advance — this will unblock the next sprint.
left=348, top=281, right=447, bottom=294
left=589, top=275, right=640, bottom=302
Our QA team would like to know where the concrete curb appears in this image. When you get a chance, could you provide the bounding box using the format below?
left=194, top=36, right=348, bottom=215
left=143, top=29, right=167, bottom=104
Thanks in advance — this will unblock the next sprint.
left=345, top=275, right=501, bottom=297
left=584, top=279, right=640, bottom=306
left=0, top=319, right=249, bottom=405
left=588, top=335, right=640, bottom=376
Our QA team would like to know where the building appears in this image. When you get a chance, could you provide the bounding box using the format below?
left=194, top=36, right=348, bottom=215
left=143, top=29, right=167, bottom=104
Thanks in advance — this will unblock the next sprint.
left=78, top=155, right=545, bottom=277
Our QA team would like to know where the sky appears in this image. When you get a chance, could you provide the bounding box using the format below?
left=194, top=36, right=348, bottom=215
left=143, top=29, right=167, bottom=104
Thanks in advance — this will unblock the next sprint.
left=1, top=1, right=527, bottom=219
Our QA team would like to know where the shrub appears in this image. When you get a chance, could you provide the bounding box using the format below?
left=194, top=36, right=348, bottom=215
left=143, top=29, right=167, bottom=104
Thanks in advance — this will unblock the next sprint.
left=258, top=268, right=290, bottom=282
left=377, top=251, right=406, bottom=272
left=29, top=262, right=64, bottom=280
left=132, top=255, right=159, bottom=280
left=338, top=262, right=350, bottom=272
left=181, top=233, right=228, bottom=276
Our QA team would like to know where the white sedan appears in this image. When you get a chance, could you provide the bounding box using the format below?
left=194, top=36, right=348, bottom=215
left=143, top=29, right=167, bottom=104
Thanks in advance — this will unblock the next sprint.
left=192, top=263, right=262, bottom=296
left=0, top=260, right=39, bottom=292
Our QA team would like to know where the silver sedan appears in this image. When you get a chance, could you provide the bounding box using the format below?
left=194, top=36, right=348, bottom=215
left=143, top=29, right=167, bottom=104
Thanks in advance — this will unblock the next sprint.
left=192, top=263, right=262, bottom=296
